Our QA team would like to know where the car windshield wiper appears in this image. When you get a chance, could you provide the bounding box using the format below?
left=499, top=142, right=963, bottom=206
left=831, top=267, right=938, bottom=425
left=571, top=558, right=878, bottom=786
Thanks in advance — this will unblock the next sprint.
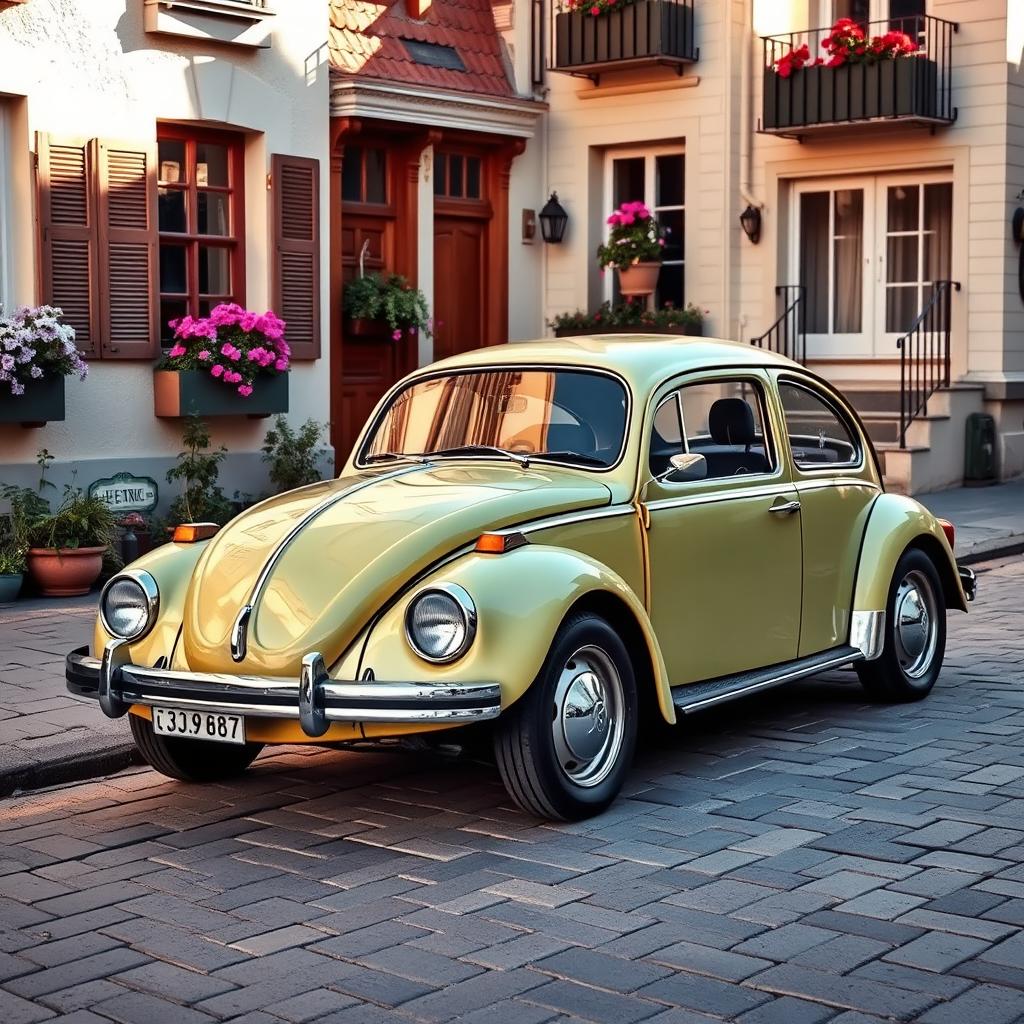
left=363, top=451, right=430, bottom=465
left=427, top=444, right=530, bottom=467
left=533, top=450, right=607, bottom=467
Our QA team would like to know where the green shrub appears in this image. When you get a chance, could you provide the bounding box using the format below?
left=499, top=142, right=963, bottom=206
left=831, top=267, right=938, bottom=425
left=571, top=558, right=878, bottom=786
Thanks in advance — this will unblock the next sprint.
left=261, top=417, right=328, bottom=494
left=165, top=416, right=235, bottom=526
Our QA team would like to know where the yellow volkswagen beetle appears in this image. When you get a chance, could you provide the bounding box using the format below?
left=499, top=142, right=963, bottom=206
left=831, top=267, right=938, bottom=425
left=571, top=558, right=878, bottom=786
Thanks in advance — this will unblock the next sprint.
left=66, top=336, right=975, bottom=820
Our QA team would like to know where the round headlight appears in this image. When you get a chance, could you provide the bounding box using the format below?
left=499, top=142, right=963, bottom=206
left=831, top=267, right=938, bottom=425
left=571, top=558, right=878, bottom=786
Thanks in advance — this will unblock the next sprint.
left=100, top=571, right=159, bottom=641
left=405, top=584, right=476, bottom=664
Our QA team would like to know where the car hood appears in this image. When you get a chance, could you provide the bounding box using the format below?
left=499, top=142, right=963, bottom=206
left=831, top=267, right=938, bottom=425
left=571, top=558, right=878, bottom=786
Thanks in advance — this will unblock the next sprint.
left=181, top=463, right=612, bottom=675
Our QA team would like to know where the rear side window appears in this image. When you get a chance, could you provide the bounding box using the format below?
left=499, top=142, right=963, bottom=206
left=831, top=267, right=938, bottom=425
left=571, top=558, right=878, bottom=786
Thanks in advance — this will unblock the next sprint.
left=778, top=381, right=860, bottom=469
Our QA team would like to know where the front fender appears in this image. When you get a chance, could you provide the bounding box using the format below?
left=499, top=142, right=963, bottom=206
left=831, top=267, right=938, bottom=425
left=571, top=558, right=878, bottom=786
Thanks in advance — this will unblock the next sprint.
left=91, top=540, right=212, bottom=665
left=853, top=493, right=967, bottom=614
left=355, top=545, right=676, bottom=724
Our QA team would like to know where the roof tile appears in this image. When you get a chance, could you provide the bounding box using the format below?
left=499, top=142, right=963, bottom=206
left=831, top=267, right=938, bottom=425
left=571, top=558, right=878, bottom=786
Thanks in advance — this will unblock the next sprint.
left=328, top=0, right=515, bottom=98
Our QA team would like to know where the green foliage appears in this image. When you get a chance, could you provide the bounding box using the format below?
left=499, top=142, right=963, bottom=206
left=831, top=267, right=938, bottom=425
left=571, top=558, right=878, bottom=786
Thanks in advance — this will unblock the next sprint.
left=343, top=274, right=433, bottom=338
left=165, top=416, right=235, bottom=526
left=0, top=548, right=24, bottom=575
left=261, top=417, right=327, bottom=494
left=548, top=301, right=705, bottom=332
left=1, top=449, right=61, bottom=568
left=26, top=487, right=117, bottom=551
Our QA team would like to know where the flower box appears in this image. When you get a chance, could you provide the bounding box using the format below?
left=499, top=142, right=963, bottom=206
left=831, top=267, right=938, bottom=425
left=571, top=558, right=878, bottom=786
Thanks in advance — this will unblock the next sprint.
left=554, top=324, right=699, bottom=338
left=555, top=0, right=697, bottom=74
left=154, top=369, right=288, bottom=419
left=345, top=318, right=393, bottom=340
left=0, top=375, right=66, bottom=427
left=763, top=57, right=939, bottom=132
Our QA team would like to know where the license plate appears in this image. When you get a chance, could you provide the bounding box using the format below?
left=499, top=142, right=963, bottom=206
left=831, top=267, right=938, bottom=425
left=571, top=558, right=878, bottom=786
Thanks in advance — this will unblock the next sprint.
left=152, top=707, right=245, bottom=745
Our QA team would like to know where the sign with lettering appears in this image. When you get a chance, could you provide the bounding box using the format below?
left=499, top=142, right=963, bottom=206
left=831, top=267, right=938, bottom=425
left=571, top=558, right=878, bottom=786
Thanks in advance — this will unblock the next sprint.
left=89, top=472, right=159, bottom=514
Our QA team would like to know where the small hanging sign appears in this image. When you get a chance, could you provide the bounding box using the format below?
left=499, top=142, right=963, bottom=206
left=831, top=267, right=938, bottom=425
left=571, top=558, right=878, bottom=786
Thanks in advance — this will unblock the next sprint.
left=89, top=472, right=159, bottom=514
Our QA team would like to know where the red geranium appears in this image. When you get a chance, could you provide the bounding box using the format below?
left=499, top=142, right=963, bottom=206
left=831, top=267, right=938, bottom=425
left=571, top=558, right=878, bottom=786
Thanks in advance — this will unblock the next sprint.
left=773, top=16, right=919, bottom=77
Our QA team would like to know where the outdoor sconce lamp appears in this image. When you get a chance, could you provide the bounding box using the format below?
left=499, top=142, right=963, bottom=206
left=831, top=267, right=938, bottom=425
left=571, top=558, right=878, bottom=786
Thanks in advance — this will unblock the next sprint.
left=540, top=192, right=569, bottom=244
left=740, top=204, right=762, bottom=244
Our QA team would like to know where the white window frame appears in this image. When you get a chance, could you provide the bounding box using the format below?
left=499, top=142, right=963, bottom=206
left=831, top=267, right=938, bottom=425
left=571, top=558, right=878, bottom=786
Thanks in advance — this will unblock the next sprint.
left=817, top=1, right=928, bottom=27
left=602, top=145, right=685, bottom=307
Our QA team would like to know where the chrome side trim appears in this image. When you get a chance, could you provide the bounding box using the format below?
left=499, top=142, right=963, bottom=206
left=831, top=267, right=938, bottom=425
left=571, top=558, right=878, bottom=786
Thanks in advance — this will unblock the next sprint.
left=794, top=478, right=882, bottom=494
left=500, top=505, right=636, bottom=537
left=231, top=466, right=422, bottom=662
left=646, top=481, right=794, bottom=513
left=850, top=610, right=886, bottom=660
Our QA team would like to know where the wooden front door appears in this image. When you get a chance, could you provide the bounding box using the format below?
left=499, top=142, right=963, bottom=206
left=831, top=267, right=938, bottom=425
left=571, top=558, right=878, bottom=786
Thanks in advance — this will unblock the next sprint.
left=433, top=215, right=486, bottom=362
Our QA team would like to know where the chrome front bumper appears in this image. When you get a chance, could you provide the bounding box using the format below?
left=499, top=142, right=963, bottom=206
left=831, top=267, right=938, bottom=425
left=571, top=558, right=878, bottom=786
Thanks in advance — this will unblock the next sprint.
left=66, top=644, right=501, bottom=738
left=959, top=565, right=977, bottom=603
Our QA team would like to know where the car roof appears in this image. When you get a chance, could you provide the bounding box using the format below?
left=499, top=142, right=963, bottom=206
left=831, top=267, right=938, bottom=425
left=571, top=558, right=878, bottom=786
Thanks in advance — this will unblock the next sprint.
left=426, top=335, right=803, bottom=396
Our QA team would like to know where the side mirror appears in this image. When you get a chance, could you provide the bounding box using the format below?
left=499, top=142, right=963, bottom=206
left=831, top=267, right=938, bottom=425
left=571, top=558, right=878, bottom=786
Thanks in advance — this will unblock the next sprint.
left=664, top=452, right=707, bottom=483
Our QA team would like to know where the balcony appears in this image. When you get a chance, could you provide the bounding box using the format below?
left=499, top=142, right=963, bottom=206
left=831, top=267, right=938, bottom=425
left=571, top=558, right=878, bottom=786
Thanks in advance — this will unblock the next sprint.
left=143, top=0, right=274, bottom=49
left=760, top=15, right=957, bottom=138
left=552, top=0, right=697, bottom=83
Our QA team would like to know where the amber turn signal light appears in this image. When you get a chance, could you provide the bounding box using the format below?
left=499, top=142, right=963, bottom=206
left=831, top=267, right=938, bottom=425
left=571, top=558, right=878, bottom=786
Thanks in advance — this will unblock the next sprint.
left=172, top=523, right=220, bottom=544
left=936, top=518, right=955, bottom=548
left=475, top=532, right=529, bottom=554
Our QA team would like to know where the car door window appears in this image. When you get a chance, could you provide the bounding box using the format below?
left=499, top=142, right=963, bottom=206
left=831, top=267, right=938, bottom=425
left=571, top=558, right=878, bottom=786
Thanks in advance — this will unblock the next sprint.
left=677, top=380, right=775, bottom=479
left=778, top=381, right=860, bottom=469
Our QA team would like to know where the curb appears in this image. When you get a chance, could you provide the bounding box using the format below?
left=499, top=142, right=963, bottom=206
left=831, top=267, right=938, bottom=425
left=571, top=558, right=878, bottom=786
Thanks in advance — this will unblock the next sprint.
left=958, top=539, right=1024, bottom=566
left=0, top=743, right=142, bottom=799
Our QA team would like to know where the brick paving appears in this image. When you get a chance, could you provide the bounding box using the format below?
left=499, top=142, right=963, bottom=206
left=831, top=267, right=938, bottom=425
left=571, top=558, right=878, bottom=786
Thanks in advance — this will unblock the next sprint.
left=0, top=553, right=1022, bottom=1022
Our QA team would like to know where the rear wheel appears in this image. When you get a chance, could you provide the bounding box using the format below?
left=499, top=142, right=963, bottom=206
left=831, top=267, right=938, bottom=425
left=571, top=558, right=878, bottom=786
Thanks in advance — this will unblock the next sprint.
left=856, top=548, right=946, bottom=702
left=129, top=713, right=264, bottom=782
left=494, top=612, right=637, bottom=820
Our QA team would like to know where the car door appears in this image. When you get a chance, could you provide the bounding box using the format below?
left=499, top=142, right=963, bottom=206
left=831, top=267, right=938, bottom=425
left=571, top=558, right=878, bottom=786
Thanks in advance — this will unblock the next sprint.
left=772, top=374, right=881, bottom=658
left=643, top=370, right=803, bottom=686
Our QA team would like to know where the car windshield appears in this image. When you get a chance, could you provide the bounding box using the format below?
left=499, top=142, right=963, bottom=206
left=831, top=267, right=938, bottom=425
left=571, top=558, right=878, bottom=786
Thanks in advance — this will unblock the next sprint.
left=361, top=368, right=629, bottom=470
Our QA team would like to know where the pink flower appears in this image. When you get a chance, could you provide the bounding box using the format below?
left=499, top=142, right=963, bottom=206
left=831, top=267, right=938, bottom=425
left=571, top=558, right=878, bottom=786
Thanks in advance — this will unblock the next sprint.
left=391, top=329, right=402, bottom=341
left=238, top=384, right=253, bottom=397
left=274, top=358, right=289, bottom=371
left=220, top=343, right=235, bottom=358
left=210, top=364, right=225, bottom=378
left=168, top=344, right=187, bottom=359
left=197, top=349, right=211, bottom=361
left=240, top=312, right=258, bottom=332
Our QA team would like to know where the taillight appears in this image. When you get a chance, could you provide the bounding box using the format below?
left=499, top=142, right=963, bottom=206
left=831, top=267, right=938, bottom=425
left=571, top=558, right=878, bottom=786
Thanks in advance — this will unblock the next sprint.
left=937, top=518, right=955, bottom=548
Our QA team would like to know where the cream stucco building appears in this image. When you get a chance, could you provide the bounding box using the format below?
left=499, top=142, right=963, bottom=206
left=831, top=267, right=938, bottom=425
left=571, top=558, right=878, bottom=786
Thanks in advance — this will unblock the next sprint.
left=0, top=0, right=330, bottom=502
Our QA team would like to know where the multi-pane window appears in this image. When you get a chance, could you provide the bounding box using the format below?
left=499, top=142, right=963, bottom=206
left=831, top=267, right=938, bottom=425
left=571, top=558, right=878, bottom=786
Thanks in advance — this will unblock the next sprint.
left=606, top=149, right=685, bottom=308
left=434, top=152, right=483, bottom=201
left=157, top=128, right=244, bottom=342
left=342, top=146, right=388, bottom=205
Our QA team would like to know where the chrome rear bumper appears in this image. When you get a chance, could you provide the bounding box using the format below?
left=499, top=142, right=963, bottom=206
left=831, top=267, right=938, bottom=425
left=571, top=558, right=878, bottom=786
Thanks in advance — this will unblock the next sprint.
left=958, top=565, right=977, bottom=603
left=66, top=644, right=501, bottom=737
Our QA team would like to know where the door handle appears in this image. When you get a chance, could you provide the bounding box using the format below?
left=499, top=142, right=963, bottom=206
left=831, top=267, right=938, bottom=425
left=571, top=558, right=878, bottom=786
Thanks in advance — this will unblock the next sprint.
left=768, top=499, right=801, bottom=516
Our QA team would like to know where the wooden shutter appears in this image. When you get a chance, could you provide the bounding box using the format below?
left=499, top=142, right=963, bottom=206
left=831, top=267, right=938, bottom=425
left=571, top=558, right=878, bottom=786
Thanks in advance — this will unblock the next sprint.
left=95, top=139, right=159, bottom=359
left=36, top=134, right=99, bottom=357
left=272, top=154, right=321, bottom=360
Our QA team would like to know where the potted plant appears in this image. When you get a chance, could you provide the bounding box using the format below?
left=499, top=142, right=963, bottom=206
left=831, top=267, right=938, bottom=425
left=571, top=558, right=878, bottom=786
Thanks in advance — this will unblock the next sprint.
left=0, top=304, right=89, bottom=427
left=343, top=273, right=433, bottom=342
left=0, top=544, right=24, bottom=603
left=154, top=304, right=290, bottom=418
left=597, top=201, right=666, bottom=299
left=0, top=466, right=49, bottom=601
left=25, top=487, right=117, bottom=597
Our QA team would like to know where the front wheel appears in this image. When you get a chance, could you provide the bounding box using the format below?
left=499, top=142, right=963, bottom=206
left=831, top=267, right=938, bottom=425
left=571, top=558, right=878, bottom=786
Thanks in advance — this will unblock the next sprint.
left=494, top=612, right=637, bottom=820
left=856, top=548, right=946, bottom=702
left=129, top=713, right=264, bottom=782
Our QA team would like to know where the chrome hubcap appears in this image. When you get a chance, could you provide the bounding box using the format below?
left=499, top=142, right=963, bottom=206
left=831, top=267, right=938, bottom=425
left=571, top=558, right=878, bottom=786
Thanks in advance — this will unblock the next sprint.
left=894, top=569, right=939, bottom=679
left=551, top=645, right=624, bottom=788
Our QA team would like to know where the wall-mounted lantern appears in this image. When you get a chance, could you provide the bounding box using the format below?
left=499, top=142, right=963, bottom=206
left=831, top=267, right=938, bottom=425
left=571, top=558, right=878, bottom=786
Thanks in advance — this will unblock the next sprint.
left=1013, top=194, right=1024, bottom=302
left=539, top=192, right=569, bottom=244
left=740, top=204, right=762, bottom=245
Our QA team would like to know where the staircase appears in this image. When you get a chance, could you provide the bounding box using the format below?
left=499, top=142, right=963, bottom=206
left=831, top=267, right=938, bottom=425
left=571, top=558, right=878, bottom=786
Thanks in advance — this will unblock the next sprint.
left=754, top=280, right=976, bottom=495
left=838, top=382, right=984, bottom=495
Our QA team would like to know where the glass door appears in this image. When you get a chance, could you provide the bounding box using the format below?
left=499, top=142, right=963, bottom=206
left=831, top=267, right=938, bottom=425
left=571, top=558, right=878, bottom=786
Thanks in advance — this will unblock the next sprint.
left=793, top=180, right=874, bottom=358
left=876, top=178, right=953, bottom=351
left=604, top=148, right=685, bottom=308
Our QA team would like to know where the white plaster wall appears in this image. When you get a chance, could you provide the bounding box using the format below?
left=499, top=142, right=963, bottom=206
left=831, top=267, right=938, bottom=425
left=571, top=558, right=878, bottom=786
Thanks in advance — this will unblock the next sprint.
left=0, top=0, right=330, bottom=495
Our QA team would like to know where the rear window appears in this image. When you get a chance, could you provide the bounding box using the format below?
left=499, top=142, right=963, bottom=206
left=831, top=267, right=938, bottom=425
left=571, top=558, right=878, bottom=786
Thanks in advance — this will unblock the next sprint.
left=778, top=381, right=860, bottom=469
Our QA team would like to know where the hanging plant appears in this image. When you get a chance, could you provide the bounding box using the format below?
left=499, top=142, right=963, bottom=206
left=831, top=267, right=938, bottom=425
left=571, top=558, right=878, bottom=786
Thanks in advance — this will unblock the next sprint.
left=343, top=273, right=433, bottom=341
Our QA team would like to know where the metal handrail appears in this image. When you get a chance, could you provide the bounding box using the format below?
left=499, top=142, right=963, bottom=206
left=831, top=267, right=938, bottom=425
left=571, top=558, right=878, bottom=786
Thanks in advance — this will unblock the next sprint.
left=750, top=285, right=806, bottom=364
left=897, top=279, right=960, bottom=448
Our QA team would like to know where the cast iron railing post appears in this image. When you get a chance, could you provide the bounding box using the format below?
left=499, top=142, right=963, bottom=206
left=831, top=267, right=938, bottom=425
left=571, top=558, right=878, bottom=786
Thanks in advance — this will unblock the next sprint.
left=896, top=279, right=959, bottom=448
left=750, top=285, right=806, bottom=364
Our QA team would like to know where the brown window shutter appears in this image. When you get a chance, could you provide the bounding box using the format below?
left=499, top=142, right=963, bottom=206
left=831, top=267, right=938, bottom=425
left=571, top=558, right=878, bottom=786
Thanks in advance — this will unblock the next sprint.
left=272, top=153, right=320, bottom=360
left=95, top=139, right=160, bottom=359
left=36, top=134, right=100, bottom=357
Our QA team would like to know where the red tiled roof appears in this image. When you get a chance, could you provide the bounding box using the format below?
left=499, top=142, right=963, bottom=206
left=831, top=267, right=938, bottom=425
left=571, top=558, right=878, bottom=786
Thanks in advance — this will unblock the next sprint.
left=328, top=0, right=515, bottom=98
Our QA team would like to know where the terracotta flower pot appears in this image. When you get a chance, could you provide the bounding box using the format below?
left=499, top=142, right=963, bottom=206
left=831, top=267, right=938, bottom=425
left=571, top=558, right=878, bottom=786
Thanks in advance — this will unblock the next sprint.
left=617, top=262, right=662, bottom=297
left=27, top=546, right=107, bottom=597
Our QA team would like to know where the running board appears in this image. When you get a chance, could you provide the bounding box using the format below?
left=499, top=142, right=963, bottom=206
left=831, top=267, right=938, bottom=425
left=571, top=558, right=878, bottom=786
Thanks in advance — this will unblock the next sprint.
left=671, top=645, right=862, bottom=714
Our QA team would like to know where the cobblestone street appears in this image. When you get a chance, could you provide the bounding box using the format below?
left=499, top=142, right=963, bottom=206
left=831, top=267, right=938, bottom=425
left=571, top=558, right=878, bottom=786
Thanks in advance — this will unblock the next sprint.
left=1, top=554, right=1023, bottom=1023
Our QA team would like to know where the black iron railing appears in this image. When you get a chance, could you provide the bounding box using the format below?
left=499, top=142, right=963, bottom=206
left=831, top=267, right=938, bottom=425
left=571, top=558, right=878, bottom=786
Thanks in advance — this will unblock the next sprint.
left=761, top=15, right=957, bottom=134
left=552, top=0, right=697, bottom=80
left=897, top=279, right=959, bottom=448
left=751, top=285, right=806, bottom=364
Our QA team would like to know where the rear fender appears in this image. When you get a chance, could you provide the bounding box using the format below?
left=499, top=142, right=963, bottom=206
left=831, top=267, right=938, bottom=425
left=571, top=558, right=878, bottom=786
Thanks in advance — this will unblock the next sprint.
left=355, top=545, right=676, bottom=724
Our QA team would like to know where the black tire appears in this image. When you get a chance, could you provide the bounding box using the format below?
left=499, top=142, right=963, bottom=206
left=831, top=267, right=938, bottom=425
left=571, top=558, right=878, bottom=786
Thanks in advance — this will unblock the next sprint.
left=856, top=548, right=946, bottom=702
left=129, top=713, right=264, bottom=782
left=494, top=612, right=638, bottom=820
